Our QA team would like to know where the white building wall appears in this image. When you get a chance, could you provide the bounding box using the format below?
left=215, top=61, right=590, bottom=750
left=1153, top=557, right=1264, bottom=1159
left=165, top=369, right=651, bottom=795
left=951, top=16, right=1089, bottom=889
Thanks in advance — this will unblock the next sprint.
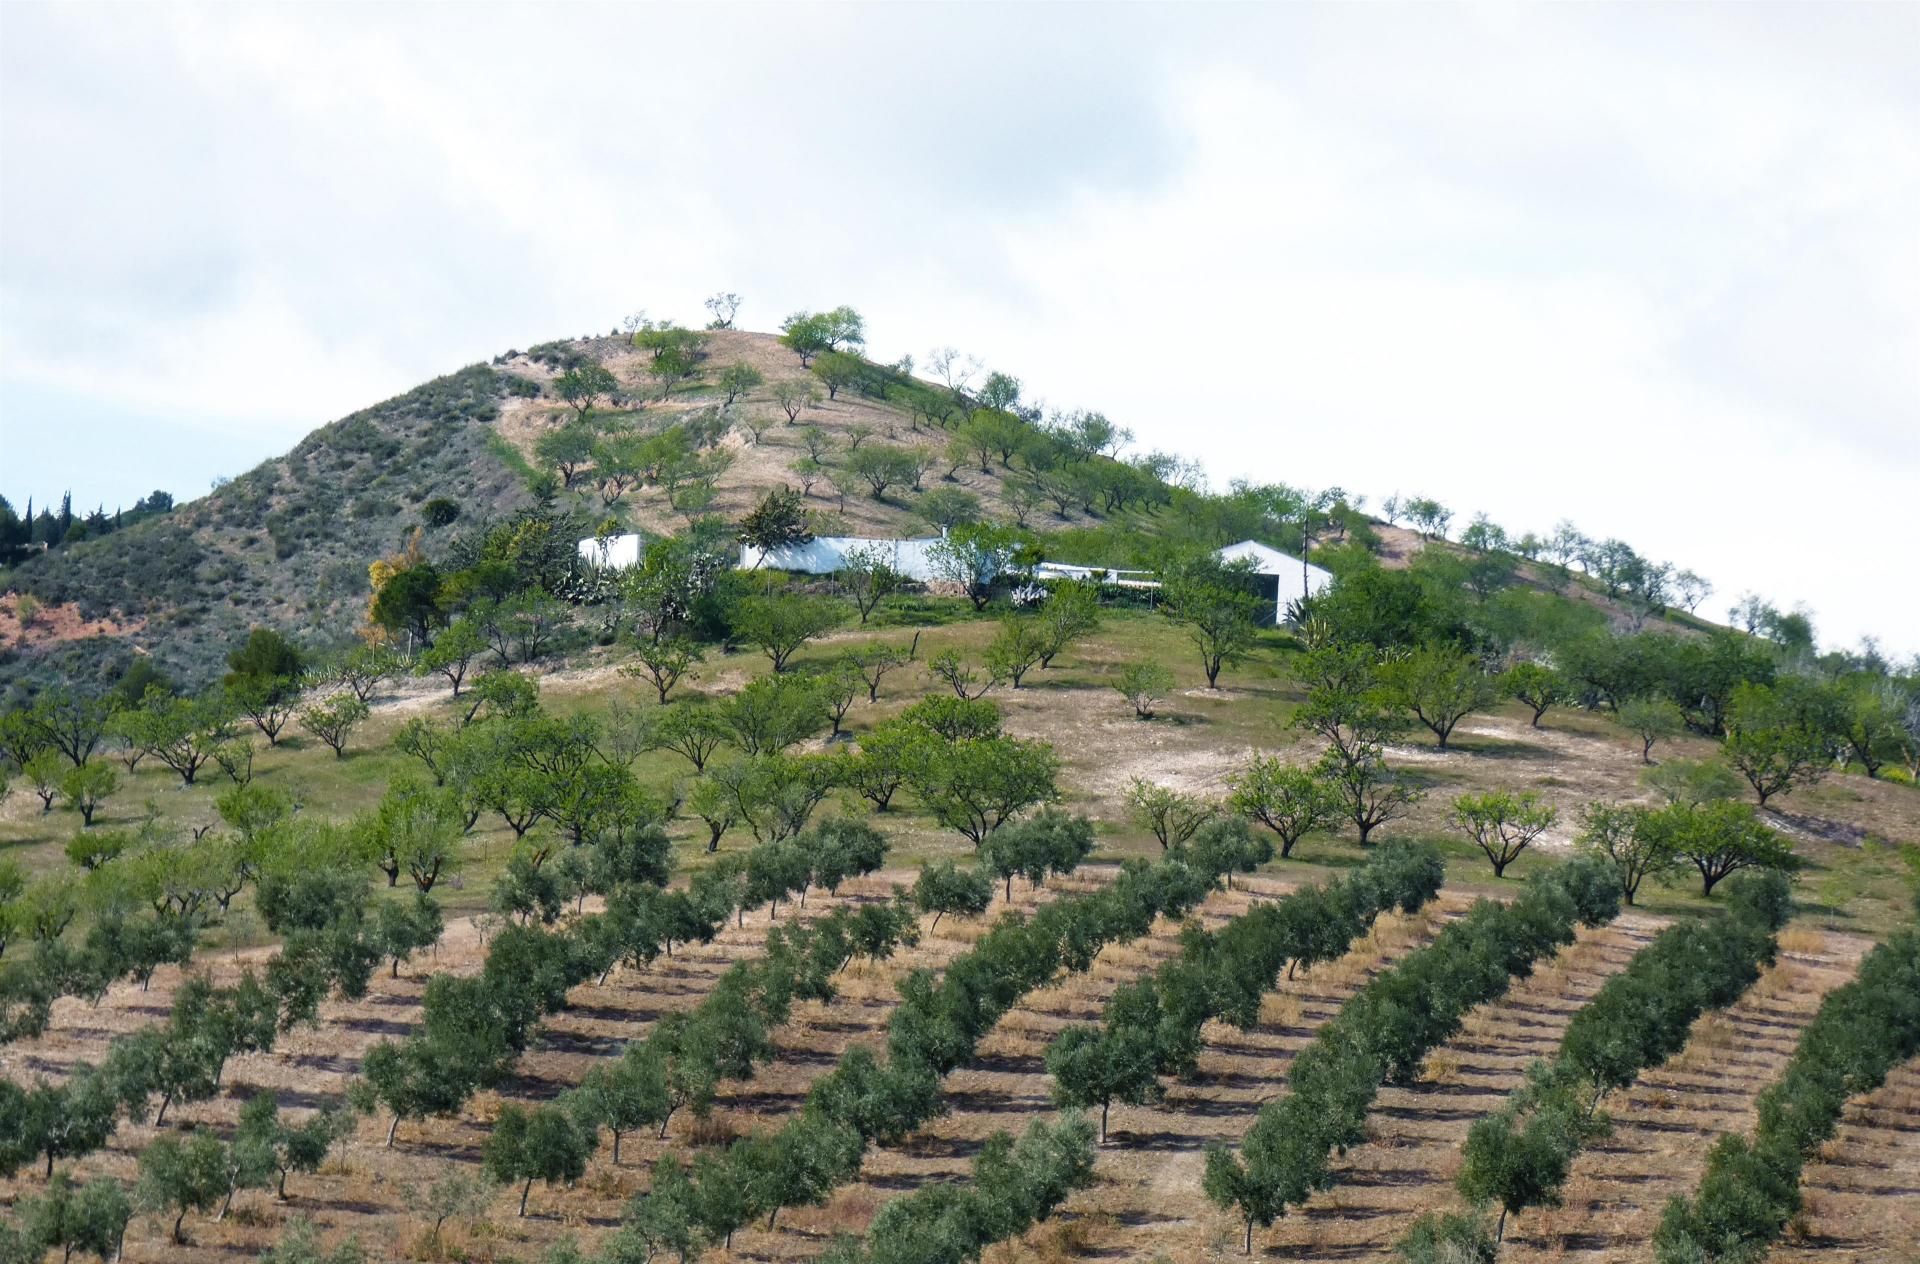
left=739, top=535, right=949, bottom=582
left=576, top=533, right=647, bottom=569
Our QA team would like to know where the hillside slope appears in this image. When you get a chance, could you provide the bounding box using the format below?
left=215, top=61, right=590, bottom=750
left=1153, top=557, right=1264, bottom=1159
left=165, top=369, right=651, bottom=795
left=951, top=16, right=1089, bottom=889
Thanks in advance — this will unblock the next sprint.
left=0, top=328, right=1092, bottom=695
left=1, top=364, right=530, bottom=695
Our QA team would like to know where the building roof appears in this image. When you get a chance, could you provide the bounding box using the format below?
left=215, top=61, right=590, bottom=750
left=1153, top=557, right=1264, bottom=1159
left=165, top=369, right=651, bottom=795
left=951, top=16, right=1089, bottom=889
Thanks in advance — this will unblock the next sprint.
left=1218, top=539, right=1333, bottom=586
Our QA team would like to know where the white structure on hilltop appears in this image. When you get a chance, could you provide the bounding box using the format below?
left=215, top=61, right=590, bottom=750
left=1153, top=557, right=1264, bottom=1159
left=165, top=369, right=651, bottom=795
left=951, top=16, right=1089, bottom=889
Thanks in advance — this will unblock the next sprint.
left=1218, top=538, right=1334, bottom=622
left=739, top=535, right=950, bottom=581
left=586, top=528, right=1327, bottom=624
left=577, top=532, right=647, bottom=570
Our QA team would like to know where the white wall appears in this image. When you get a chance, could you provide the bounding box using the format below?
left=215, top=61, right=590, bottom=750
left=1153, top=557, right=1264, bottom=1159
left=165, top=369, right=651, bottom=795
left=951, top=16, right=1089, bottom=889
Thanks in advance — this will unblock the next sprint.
left=739, top=535, right=949, bottom=582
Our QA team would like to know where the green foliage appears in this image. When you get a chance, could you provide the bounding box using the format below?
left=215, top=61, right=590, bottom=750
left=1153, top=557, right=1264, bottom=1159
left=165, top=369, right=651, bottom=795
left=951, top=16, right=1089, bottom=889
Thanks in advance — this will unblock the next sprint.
left=1654, top=926, right=1920, bottom=1263
left=1382, top=646, right=1497, bottom=751
left=926, top=522, right=1030, bottom=611
left=1503, top=660, right=1568, bottom=727
left=1124, top=778, right=1215, bottom=850
left=733, top=595, right=844, bottom=672
left=1204, top=859, right=1619, bottom=1251
left=1227, top=757, right=1340, bottom=859
left=298, top=693, right=370, bottom=759
left=485, top=1102, right=594, bottom=1216
left=1634, top=799, right=1800, bottom=895
left=1459, top=877, right=1786, bottom=1239
left=1159, top=562, right=1265, bottom=689
left=1723, top=680, right=1841, bottom=806
left=1452, top=790, right=1557, bottom=879
left=1395, top=1210, right=1497, bottom=1264
left=1619, top=694, right=1685, bottom=763
left=739, top=487, right=814, bottom=555
left=907, top=732, right=1060, bottom=847
left=979, top=809, right=1095, bottom=899
left=984, top=616, right=1050, bottom=688
left=59, top=759, right=117, bottom=826
left=1113, top=659, right=1174, bottom=719
left=911, top=860, right=994, bottom=927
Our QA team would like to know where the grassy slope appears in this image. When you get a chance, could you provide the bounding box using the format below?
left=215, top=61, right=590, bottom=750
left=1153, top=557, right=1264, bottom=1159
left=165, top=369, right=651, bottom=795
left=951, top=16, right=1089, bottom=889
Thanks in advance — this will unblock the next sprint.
left=3, top=604, right=1913, bottom=942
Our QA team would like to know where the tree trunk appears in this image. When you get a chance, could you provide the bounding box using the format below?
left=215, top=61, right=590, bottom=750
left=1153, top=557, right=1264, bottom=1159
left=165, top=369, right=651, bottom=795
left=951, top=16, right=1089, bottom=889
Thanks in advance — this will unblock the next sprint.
left=1100, top=1100, right=1109, bottom=1143
left=156, top=1090, right=174, bottom=1126
left=173, top=1209, right=188, bottom=1243
left=1496, top=1206, right=1508, bottom=1241
left=612, top=1130, right=623, bottom=1165
left=279, top=1168, right=289, bottom=1199
left=387, top=1114, right=401, bottom=1147
left=1244, top=1217, right=1253, bottom=1254
left=519, top=1178, right=532, bottom=1216
left=217, top=1187, right=234, bottom=1221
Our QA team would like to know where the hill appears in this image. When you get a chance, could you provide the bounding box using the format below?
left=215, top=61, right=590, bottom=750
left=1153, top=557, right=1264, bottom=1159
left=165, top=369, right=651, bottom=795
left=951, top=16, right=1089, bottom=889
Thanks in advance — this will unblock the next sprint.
left=2, top=324, right=1741, bottom=704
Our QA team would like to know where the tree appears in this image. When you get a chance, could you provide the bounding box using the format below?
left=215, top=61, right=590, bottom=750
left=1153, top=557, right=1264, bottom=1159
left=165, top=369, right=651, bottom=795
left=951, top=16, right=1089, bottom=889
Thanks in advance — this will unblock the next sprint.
left=926, top=649, right=997, bottom=700
left=1452, top=791, right=1557, bottom=878
left=647, top=704, right=730, bottom=771
left=224, top=628, right=306, bottom=744
left=22, top=688, right=115, bottom=768
left=370, top=563, right=445, bottom=647
left=837, top=545, right=904, bottom=624
left=812, top=350, right=863, bottom=401
left=418, top=617, right=486, bottom=696
left=536, top=422, right=599, bottom=488
left=1384, top=647, right=1496, bottom=751
left=1635, top=800, right=1798, bottom=895
left=484, top=1102, right=593, bottom=1216
left=1113, top=660, right=1174, bottom=719
left=1723, top=682, right=1839, bottom=807
left=1047, top=1022, right=1160, bottom=1142
left=1124, top=778, right=1215, bottom=849
left=722, top=675, right=828, bottom=755
left=1035, top=580, right=1101, bottom=668
left=1396, top=1210, right=1497, bottom=1264
left=1576, top=802, right=1674, bottom=906
left=927, top=522, right=1028, bottom=611
left=780, top=308, right=863, bottom=365
left=114, top=687, right=233, bottom=786
left=912, top=860, right=994, bottom=928
left=734, top=596, right=844, bottom=673
left=59, top=760, right=116, bottom=827
left=554, top=363, right=619, bottom=421
left=622, top=638, right=703, bottom=703
left=716, top=361, right=763, bottom=406
left=568, top=1052, right=670, bottom=1167
left=771, top=378, right=820, bottom=423
left=135, top=1131, right=229, bottom=1242
left=1161, top=576, right=1263, bottom=689
left=912, top=736, right=1062, bottom=847
left=848, top=641, right=908, bottom=702
left=914, top=486, right=981, bottom=531
left=980, top=809, right=1094, bottom=899
left=1642, top=756, right=1745, bottom=807
left=1320, top=748, right=1423, bottom=845
left=1619, top=695, right=1684, bottom=764
left=407, top=1170, right=495, bottom=1253
left=1504, top=661, right=1569, bottom=728
left=299, top=694, right=370, bottom=759
left=237, top=1093, right=342, bottom=1200
left=738, top=487, right=814, bottom=557
left=985, top=617, right=1050, bottom=688
left=1228, top=757, right=1340, bottom=858
left=17, top=1171, right=130, bottom=1264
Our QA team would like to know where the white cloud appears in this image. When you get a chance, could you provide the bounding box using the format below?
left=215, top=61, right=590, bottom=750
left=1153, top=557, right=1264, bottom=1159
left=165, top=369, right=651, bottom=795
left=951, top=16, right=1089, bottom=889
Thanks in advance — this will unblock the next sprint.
left=1, top=1, right=1914, bottom=654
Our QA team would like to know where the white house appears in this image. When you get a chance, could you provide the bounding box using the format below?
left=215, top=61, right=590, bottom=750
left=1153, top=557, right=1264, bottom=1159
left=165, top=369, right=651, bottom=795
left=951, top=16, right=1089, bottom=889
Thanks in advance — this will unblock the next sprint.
left=739, top=535, right=950, bottom=582
left=577, top=532, right=647, bottom=570
left=1218, top=538, right=1334, bottom=623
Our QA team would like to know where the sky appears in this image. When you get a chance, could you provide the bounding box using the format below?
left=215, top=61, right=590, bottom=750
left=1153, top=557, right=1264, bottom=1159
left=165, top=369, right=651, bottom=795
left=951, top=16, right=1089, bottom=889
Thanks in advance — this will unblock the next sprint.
left=2, top=2, right=1916, bottom=657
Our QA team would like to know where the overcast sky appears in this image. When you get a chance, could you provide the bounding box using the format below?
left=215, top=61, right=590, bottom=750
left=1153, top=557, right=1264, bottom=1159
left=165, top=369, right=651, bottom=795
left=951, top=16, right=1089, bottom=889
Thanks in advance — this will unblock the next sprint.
left=2, top=2, right=1915, bottom=656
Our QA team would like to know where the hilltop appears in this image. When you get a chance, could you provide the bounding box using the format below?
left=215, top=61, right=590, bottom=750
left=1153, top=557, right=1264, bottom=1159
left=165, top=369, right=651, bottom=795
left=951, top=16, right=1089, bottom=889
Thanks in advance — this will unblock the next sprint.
left=0, top=322, right=1741, bottom=701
